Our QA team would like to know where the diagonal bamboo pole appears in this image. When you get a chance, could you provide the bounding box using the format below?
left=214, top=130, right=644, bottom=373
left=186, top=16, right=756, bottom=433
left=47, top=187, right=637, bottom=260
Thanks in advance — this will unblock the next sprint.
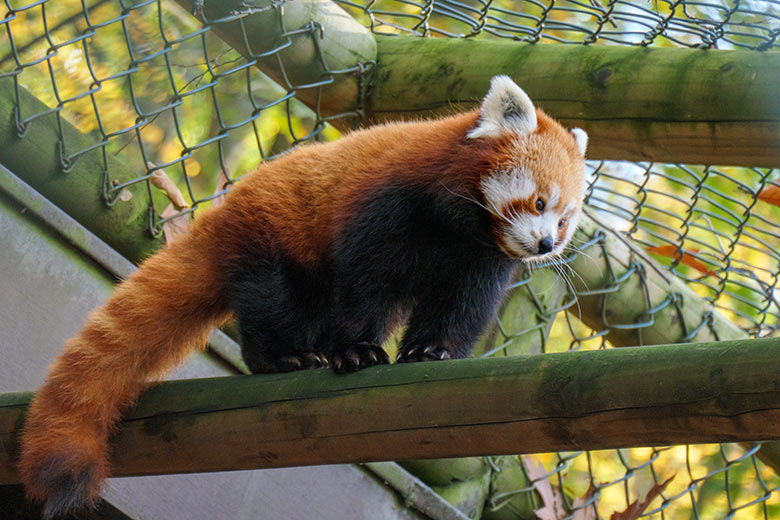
left=569, top=213, right=746, bottom=346
left=2, top=337, right=780, bottom=485
left=0, top=80, right=165, bottom=264
left=172, top=0, right=377, bottom=127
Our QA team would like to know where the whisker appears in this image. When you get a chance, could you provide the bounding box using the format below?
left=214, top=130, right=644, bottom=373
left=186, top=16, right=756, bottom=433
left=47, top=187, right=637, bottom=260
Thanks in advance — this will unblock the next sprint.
left=551, top=254, right=582, bottom=320
left=565, top=245, right=600, bottom=272
left=558, top=253, right=591, bottom=291
left=440, top=183, right=516, bottom=227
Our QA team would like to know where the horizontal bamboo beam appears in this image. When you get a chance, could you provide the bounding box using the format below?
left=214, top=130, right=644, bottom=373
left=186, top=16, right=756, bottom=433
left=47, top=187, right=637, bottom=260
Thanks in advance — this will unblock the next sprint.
left=2, top=337, right=779, bottom=484
left=372, top=36, right=780, bottom=167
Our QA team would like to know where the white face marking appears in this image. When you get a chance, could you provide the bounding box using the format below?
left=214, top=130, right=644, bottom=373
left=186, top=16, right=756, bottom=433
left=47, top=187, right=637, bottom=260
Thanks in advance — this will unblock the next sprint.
left=480, top=168, right=536, bottom=213
left=508, top=211, right=560, bottom=257
left=487, top=182, right=579, bottom=262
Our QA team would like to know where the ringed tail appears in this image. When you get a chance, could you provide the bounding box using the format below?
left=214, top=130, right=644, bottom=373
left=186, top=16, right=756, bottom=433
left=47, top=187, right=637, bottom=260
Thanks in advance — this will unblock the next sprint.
left=19, top=208, right=232, bottom=519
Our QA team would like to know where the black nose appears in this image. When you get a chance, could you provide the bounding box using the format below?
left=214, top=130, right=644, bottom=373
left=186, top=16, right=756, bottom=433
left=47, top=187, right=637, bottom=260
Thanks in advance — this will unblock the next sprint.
left=538, top=236, right=554, bottom=254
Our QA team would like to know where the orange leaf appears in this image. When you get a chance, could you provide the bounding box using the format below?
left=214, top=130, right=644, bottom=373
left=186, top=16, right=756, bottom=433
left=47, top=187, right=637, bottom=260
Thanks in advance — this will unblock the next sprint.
left=758, top=184, right=780, bottom=207
left=571, top=484, right=599, bottom=520
left=610, top=475, right=675, bottom=520
left=646, top=244, right=717, bottom=277
left=522, top=455, right=568, bottom=520
left=150, top=170, right=189, bottom=209
left=212, top=169, right=232, bottom=208
left=160, top=203, right=190, bottom=245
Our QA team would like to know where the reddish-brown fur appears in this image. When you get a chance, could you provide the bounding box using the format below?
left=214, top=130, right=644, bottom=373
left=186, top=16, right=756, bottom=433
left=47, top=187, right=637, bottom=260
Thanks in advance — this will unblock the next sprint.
left=20, top=218, right=232, bottom=508
left=498, top=115, right=585, bottom=210
left=20, top=106, right=582, bottom=515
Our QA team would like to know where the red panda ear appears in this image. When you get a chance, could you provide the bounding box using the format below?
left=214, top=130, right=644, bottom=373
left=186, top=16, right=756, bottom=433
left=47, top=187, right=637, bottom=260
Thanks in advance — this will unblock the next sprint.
left=571, top=128, right=588, bottom=155
left=468, top=75, right=537, bottom=139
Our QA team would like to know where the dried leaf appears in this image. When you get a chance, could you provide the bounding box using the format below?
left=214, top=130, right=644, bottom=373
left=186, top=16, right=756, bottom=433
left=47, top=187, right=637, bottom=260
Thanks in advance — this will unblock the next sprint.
left=570, top=484, right=599, bottom=520
left=523, top=455, right=567, bottom=520
left=758, top=184, right=780, bottom=207
left=160, top=203, right=190, bottom=245
left=211, top=169, right=232, bottom=208
left=646, top=244, right=717, bottom=277
left=150, top=170, right=189, bottom=209
left=609, top=475, right=675, bottom=520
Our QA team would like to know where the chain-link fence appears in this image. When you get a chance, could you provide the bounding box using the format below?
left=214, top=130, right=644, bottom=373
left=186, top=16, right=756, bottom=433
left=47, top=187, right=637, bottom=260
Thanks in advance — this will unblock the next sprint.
left=337, top=0, right=780, bottom=49
left=1, top=0, right=779, bottom=518
left=0, top=0, right=366, bottom=241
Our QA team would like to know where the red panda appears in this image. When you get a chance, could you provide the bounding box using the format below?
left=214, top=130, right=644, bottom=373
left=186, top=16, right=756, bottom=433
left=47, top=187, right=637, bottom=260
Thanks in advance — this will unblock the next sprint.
left=19, top=75, right=588, bottom=518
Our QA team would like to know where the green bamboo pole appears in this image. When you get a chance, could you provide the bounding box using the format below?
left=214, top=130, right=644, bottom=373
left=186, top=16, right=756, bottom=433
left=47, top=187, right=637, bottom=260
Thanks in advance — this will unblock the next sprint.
left=483, top=456, right=538, bottom=520
left=409, top=268, right=567, bottom=517
left=570, top=213, right=745, bottom=346
left=372, top=36, right=780, bottom=167
left=3, top=338, right=780, bottom=485
left=173, top=0, right=376, bottom=125
left=477, top=268, right=568, bottom=358
left=362, top=462, right=472, bottom=520
left=567, top=214, right=780, bottom=473
left=0, top=79, right=164, bottom=263
left=398, top=457, right=491, bottom=518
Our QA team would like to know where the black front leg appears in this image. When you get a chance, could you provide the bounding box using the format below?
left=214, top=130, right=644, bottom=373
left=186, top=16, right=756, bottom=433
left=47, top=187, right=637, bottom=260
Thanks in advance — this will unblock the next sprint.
left=397, top=261, right=515, bottom=363
left=223, top=247, right=331, bottom=374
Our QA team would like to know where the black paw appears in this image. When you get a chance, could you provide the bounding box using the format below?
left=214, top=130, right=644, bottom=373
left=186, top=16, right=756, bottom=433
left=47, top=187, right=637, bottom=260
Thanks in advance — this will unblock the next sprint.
left=397, top=344, right=452, bottom=363
left=247, top=351, right=329, bottom=374
left=276, top=351, right=330, bottom=372
left=332, top=342, right=390, bottom=374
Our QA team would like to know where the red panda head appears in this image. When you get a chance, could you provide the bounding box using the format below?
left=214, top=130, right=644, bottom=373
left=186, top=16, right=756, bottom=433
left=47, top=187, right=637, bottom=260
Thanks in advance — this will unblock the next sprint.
left=470, top=76, right=588, bottom=263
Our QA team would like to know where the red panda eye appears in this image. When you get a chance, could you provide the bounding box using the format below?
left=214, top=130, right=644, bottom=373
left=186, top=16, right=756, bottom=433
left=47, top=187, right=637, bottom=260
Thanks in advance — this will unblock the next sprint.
left=535, top=198, right=545, bottom=212
left=558, top=218, right=566, bottom=229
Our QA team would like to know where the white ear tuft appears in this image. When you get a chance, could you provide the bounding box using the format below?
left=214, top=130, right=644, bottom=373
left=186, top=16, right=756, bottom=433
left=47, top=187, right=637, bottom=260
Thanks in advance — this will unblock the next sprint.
left=467, top=75, right=537, bottom=139
left=570, top=128, right=588, bottom=155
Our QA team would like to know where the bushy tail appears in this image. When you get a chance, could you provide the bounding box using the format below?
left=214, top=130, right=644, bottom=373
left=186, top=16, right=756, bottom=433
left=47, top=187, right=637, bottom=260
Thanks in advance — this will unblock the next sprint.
left=19, top=223, right=232, bottom=518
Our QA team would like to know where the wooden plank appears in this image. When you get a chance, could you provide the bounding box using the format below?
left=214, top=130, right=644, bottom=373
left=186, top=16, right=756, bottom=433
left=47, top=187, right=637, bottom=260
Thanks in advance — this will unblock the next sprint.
left=372, top=37, right=780, bottom=167
left=3, top=338, right=780, bottom=484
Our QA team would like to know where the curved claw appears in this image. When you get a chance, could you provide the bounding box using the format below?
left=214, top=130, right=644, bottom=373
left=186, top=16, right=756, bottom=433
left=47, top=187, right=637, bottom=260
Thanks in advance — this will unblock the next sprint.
left=301, top=351, right=329, bottom=369
left=423, top=345, right=451, bottom=360
left=276, top=355, right=303, bottom=372
left=261, top=351, right=329, bottom=373
left=332, top=342, right=390, bottom=374
left=397, top=345, right=419, bottom=362
left=397, top=344, right=451, bottom=363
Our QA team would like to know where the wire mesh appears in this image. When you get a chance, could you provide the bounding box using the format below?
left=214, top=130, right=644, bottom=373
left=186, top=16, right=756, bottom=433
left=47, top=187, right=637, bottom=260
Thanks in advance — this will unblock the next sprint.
left=585, top=162, right=780, bottom=337
left=336, top=0, right=780, bottom=49
left=0, top=0, right=360, bottom=238
left=1, top=0, right=779, bottom=519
